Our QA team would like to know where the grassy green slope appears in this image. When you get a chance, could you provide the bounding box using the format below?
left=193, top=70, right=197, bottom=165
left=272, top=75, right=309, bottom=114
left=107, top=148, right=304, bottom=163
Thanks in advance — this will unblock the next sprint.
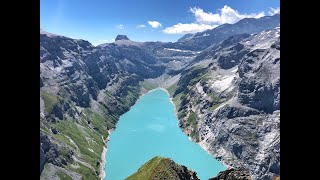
left=126, top=156, right=199, bottom=180
left=40, top=83, right=141, bottom=180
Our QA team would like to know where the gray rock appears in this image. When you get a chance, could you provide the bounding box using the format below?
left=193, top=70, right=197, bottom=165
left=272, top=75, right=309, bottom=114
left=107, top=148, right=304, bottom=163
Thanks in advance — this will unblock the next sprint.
left=209, top=168, right=252, bottom=180
left=115, top=35, right=130, bottom=41
left=170, top=28, right=280, bottom=180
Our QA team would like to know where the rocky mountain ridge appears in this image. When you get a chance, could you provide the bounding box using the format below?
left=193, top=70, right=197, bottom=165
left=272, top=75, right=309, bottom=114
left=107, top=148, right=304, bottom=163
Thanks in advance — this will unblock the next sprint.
left=126, top=156, right=200, bottom=180
left=166, top=28, right=280, bottom=180
left=174, top=14, right=279, bottom=51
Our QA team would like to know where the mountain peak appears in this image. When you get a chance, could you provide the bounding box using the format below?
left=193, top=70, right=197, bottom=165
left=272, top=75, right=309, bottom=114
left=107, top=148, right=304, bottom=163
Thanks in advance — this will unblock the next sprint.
left=115, top=35, right=130, bottom=41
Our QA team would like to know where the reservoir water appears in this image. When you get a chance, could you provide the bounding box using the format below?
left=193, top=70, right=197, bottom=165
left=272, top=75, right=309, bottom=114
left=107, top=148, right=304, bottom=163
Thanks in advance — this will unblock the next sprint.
left=105, top=89, right=226, bottom=180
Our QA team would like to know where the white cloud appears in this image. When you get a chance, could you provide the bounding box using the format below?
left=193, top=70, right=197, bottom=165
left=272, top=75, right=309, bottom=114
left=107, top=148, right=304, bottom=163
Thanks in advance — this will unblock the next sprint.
left=136, top=24, right=146, bottom=28
left=116, top=24, right=124, bottom=29
left=163, top=5, right=267, bottom=34
left=190, top=6, right=265, bottom=25
left=148, top=21, right=162, bottom=28
left=268, top=7, right=280, bottom=15
left=190, top=7, right=220, bottom=24
left=163, top=23, right=218, bottom=34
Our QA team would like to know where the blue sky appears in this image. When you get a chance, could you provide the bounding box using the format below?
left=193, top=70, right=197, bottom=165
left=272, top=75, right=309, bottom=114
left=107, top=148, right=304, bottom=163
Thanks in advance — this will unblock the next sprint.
left=40, top=0, right=279, bottom=46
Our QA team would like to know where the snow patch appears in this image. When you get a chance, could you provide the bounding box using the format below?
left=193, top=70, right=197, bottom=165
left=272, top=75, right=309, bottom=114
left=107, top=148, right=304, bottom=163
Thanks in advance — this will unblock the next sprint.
left=196, top=82, right=206, bottom=96
left=164, top=48, right=195, bottom=53
left=231, top=68, right=238, bottom=73
left=211, top=75, right=236, bottom=92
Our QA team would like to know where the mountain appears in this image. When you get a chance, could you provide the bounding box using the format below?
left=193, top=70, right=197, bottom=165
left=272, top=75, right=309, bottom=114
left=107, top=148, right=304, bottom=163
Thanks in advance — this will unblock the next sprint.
left=166, top=28, right=280, bottom=180
left=40, top=13, right=280, bottom=180
left=170, top=14, right=280, bottom=51
left=126, top=157, right=200, bottom=180
left=40, top=31, right=166, bottom=179
left=177, top=33, right=194, bottom=42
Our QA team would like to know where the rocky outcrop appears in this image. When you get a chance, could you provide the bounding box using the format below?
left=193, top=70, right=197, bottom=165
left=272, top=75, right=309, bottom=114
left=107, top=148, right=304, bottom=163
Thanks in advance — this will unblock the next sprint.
left=126, top=156, right=200, bottom=180
left=115, top=35, right=130, bottom=41
left=40, top=163, right=82, bottom=180
left=209, top=168, right=252, bottom=180
left=40, top=147, right=46, bottom=174
left=237, top=39, right=280, bottom=113
left=40, top=132, right=60, bottom=171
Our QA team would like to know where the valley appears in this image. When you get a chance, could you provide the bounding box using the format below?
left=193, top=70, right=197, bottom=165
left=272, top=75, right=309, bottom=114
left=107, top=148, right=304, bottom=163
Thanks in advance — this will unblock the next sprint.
left=40, top=14, right=280, bottom=180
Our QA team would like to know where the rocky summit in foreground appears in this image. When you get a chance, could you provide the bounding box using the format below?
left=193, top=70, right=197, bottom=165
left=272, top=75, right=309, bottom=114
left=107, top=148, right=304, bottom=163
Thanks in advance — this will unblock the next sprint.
left=126, top=156, right=200, bottom=180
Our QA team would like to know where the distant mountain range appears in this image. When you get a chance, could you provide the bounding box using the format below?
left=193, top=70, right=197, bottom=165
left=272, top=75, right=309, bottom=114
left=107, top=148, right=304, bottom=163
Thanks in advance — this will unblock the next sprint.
left=175, top=14, right=280, bottom=51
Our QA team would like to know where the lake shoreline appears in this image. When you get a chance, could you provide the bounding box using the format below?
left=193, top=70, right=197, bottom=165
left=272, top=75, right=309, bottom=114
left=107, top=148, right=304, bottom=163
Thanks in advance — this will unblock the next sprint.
left=103, top=88, right=226, bottom=179
left=137, top=87, right=178, bottom=118
left=158, top=88, right=179, bottom=119
left=158, top=88, right=230, bottom=169
left=100, top=87, right=226, bottom=180
left=100, top=129, right=113, bottom=180
left=99, top=89, right=156, bottom=180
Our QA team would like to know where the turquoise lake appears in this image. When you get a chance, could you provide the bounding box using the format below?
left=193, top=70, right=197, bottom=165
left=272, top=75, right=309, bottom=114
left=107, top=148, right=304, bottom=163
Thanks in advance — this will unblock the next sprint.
left=105, top=89, right=226, bottom=180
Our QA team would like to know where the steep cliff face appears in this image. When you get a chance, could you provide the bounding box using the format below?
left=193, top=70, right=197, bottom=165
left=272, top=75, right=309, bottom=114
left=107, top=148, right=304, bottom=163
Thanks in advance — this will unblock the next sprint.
left=126, top=156, right=200, bottom=180
left=40, top=30, right=166, bottom=179
left=167, top=28, right=280, bottom=180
